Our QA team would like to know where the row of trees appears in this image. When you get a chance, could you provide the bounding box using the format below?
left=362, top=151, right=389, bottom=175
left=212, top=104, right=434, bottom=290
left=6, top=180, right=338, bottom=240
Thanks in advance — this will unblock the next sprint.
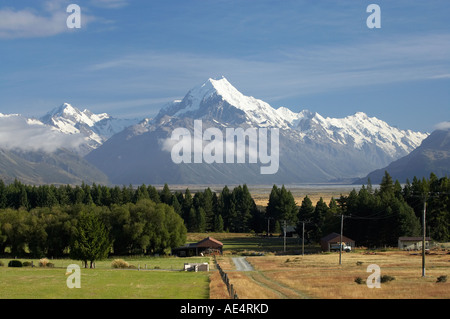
left=0, top=199, right=186, bottom=262
left=0, top=180, right=260, bottom=233
left=0, top=172, right=448, bottom=258
left=266, top=172, right=449, bottom=246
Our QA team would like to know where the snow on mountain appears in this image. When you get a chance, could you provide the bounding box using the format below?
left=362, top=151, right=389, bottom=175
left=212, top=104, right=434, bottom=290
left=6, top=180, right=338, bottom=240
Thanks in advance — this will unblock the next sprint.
left=86, top=76, right=430, bottom=185
left=157, top=77, right=428, bottom=157
left=41, top=103, right=140, bottom=154
left=291, top=110, right=428, bottom=157
left=158, top=77, right=291, bottom=128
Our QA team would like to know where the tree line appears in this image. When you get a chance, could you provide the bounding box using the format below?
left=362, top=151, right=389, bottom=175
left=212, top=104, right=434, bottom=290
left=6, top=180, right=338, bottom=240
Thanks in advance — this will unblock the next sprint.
left=268, top=172, right=449, bottom=247
left=0, top=199, right=186, bottom=261
left=0, top=181, right=261, bottom=258
left=0, top=171, right=448, bottom=259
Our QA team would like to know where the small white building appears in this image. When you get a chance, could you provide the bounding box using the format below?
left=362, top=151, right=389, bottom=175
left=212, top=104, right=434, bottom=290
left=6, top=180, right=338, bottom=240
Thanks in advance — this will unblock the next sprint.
left=184, top=263, right=209, bottom=272
left=398, top=237, right=431, bottom=250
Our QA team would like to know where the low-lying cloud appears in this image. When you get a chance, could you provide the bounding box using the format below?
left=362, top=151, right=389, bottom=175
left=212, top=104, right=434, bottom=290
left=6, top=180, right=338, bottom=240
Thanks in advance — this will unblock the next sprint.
left=0, top=115, right=85, bottom=153
left=434, top=121, right=450, bottom=131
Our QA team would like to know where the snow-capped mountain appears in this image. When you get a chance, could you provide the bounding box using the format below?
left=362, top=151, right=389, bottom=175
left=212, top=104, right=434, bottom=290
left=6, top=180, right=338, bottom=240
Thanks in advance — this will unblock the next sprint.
left=41, top=103, right=140, bottom=154
left=86, top=77, right=429, bottom=185
left=157, top=77, right=427, bottom=158
left=157, top=76, right=292, bottom=128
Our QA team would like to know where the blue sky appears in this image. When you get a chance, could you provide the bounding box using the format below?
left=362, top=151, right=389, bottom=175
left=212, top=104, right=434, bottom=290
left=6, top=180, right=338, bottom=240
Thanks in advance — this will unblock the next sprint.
left=1, top=0, right=449, bottom=133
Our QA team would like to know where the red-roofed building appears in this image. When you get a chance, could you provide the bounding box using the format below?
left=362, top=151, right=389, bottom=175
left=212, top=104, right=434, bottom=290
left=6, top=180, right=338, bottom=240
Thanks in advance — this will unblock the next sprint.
left=172, top=237, right=224, bottom=257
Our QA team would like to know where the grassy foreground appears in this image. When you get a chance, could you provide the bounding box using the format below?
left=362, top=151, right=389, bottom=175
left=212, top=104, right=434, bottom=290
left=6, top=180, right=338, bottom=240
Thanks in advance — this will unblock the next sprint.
left=0, top=256, right=210, bottom=299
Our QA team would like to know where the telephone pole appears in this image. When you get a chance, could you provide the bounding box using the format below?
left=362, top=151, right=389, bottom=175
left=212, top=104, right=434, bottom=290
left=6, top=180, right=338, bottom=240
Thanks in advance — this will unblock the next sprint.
left=339, top=214, right=344, bottom=265
left=422, top=199, right=427, bottom=277
left=298, top=220, right=308, bottom=256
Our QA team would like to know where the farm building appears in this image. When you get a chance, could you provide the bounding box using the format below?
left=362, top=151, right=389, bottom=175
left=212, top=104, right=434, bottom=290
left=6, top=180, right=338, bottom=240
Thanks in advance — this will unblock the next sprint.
left=320, top=232, right=355, bottom=252
left=398, top=237, right=431, bottom=250
left=172, top=237, right=223, bottom=257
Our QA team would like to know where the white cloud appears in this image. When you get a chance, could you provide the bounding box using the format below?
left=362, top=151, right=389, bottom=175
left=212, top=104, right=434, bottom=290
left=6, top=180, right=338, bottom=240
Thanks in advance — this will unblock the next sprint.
left=0, top=115, right=85, bottom=153
left=0, top=0, right=95, bottom=39
left=434, top=121, right=450, bottom=131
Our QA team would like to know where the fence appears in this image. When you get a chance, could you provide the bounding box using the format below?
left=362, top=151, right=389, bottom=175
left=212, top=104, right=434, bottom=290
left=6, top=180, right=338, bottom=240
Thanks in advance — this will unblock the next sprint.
left=214, top=255, right=239, bottom=299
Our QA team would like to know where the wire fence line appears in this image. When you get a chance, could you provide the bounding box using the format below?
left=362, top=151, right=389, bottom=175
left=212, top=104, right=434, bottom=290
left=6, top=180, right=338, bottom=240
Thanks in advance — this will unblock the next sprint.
left=214, top=255, right=239, bottom=299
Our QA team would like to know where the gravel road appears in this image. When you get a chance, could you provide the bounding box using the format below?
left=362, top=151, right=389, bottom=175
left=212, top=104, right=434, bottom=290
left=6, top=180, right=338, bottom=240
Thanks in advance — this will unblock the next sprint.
left=232, top=257, right=254, bottom=271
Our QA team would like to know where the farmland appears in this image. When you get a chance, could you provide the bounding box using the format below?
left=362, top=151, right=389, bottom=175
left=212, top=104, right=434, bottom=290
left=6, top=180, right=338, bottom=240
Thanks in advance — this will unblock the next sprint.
left=0, top=256, right=210, bottom=299
left=212, top=250, right=450, bottom=299
left=1, top=234, right=449, bottom=299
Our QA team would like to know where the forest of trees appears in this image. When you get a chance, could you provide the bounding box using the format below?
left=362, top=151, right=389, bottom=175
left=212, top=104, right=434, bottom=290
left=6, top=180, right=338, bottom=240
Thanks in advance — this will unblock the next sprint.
left=0, top=171, right=448, bottom=259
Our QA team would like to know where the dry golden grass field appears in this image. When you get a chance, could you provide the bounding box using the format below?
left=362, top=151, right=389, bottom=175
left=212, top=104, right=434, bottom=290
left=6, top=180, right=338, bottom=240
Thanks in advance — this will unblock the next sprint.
left=210, top=250, right=450, bottom=299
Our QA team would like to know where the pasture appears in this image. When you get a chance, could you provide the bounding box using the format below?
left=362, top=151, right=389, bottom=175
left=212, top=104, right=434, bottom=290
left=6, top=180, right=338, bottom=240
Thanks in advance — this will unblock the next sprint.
left=0, top=256, right=210, bottom=299
left=210, top=244, right=450, bottom=299
left=1, top=234, right=449, bottom=299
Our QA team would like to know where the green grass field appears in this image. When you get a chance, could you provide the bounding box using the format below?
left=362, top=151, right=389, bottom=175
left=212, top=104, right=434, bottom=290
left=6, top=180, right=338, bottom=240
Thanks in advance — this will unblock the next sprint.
left=0, top=256, right=210, bottom=299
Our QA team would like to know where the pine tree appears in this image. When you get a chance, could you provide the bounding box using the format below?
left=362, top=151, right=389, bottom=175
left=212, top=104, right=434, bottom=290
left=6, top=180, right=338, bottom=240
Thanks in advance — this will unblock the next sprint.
left=214, top=214, right=224, bottom=232
left=297, top=196, right=315, bottom=241
left=160, top=184, right=172, bottom=205
left=70, top=210, right=111, bottom=268
left=182, top=188, right=193, bottom=223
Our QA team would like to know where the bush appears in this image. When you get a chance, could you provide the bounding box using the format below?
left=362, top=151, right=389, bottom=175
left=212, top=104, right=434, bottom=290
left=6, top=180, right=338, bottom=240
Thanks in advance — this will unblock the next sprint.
left=111, top=259, right=129, bottom=269
left=46, top=262, right=55, bottom=268
left=22, top=261, right=33, bottom=267
left=380, top=275, right=395, bottom=283
left=0, top=261, right=4, bottom=267
left=436, top=275, right=447, bottom=283
left=356, top=261, right=363, bottom=266
left=39, top=258, right=50, bottom=267
left=354, top=277, right=365, bottom=285
left=8, top=260, right=23, bottom=267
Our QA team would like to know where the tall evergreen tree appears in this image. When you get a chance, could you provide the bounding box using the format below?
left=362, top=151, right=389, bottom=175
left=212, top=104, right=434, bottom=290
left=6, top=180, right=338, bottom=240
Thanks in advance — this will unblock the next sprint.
left=70, top=210, right=111, bottom=268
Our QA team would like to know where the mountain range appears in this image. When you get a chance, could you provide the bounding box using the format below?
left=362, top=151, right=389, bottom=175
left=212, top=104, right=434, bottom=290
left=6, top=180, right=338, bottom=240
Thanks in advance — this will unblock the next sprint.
left=0, top=104, right=138, bottom=184
left=358, top=126, right=450, bottom=184
left=86, top=77, right=429, bottom=185
left=1, top=76, right=444, bottom=185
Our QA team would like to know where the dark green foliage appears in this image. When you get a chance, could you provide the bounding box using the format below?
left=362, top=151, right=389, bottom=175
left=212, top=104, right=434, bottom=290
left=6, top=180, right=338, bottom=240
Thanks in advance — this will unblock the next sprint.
left=267, top=185, right=297, bottom=225
left=0, top=172, right=448, bottom=257
left=8, top=260, right=23, bottom=267
left=69, top=210, right=111, bottom=268
left=436, top=275, right=447, bottom=283
left=380, top=275, right=395, bottom=283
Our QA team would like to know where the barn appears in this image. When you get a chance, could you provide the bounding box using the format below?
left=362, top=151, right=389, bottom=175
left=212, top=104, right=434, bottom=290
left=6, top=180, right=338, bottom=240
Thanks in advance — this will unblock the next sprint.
left=172, top=237, right=224, bottom=257
left=398, top=237, right=431, bottom=250
left=320, top=232, right=355, bottom=252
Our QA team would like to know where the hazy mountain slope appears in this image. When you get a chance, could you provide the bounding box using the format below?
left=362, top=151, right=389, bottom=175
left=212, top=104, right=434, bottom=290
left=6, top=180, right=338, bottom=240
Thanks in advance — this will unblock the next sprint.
left=0, top=148, right=109, bottom=185
left=86, top=77, right=428, bottom=185
left=358, top=127, right=450, bottom=183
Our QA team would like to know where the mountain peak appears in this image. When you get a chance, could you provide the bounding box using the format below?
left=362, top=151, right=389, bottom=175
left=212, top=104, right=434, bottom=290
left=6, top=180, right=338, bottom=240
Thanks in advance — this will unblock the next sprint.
left=46, top=102, right=79, bottom=117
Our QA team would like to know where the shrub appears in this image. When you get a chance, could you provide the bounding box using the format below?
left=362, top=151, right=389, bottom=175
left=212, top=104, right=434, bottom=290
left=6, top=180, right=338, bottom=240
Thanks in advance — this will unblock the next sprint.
left=356, top=261, right=363, bottom=266
left=8, top=260, right=23, bottom=267
left=46, top=262, right=55, bottom=268
left=436, top=275, right=447, bottom=283
left=111, top=259, right=129, bottom=269
left=39, top=258, right=50, bottom=267
left=354, top=277, right=365, bottom=285
left=0, top=261, right=4, bottom=267
left=22, top=261, right=33, bottom=267
left=380, top=275, right=395, bottom=283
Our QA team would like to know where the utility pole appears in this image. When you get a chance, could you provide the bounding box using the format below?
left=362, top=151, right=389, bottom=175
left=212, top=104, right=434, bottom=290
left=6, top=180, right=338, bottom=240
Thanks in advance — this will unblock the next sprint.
left=339, top=214, right=344, bottom=265
left=422, top=199, right=427, bottom=277
left=298, top=220, right=308, bottom=256
left=302, top=221, right=305, bottom=256
left=283, top=220, right=286, bottom=253
left=266, top=217, right=273, bottom=237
